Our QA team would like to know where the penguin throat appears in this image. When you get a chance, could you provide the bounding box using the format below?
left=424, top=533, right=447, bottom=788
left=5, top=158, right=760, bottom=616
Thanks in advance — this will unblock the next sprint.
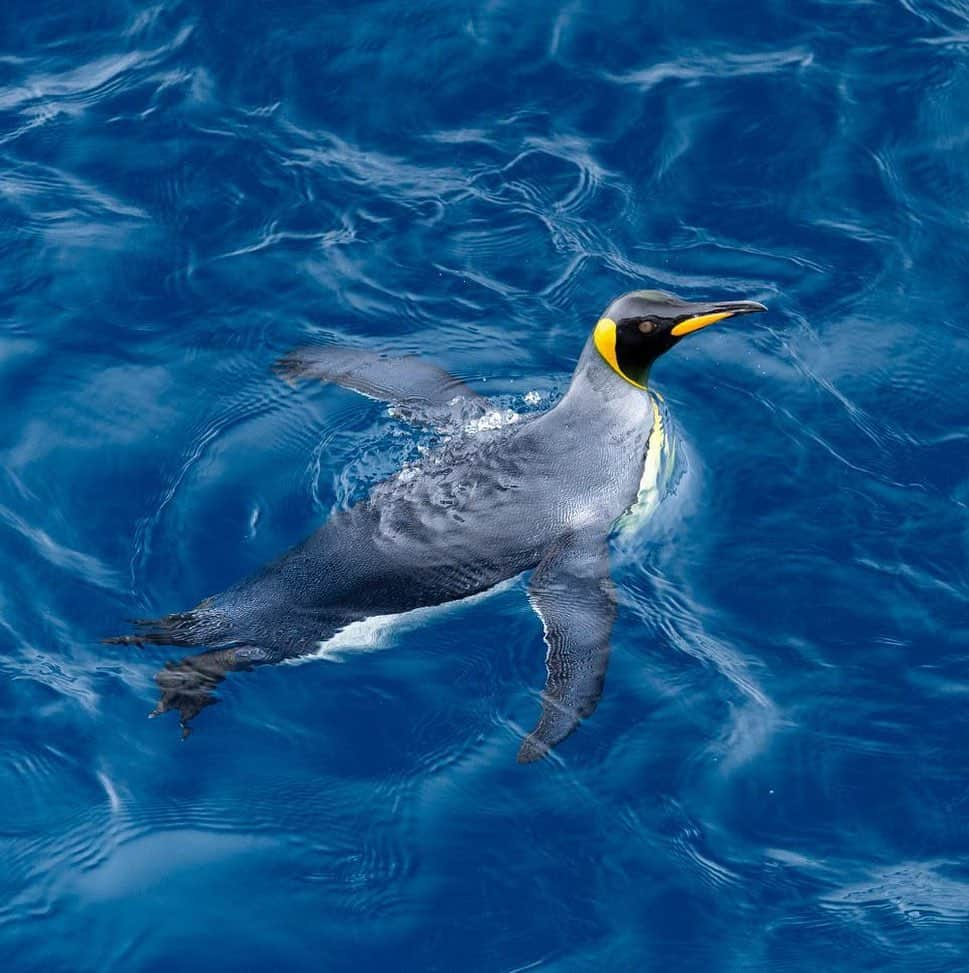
left=593, top=318, right=649, bottom=390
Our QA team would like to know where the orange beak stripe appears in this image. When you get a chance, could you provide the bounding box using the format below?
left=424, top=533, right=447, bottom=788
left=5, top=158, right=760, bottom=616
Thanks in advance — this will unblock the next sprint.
left=670, top=311, right=734, bottom=337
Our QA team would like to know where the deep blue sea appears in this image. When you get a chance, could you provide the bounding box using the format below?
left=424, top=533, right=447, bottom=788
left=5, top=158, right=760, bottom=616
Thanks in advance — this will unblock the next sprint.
left=3, top=1, right=969, bottom=970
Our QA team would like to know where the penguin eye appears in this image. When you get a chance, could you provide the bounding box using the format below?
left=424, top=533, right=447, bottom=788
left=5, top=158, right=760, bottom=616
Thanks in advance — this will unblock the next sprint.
left=638, top=319, right=657, bottom=334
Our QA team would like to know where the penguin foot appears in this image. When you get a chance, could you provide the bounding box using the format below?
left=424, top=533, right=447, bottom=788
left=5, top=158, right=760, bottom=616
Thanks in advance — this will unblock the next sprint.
left=151, top=654, right=230, bottom=739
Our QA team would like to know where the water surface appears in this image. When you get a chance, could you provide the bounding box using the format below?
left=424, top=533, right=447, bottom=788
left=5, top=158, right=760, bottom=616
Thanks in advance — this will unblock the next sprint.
left=2, top=1, right=968, bottom=970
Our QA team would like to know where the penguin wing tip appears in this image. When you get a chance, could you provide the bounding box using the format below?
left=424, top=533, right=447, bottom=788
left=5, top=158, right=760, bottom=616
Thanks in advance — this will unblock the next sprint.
left=516, top=736, right=550, bottom=765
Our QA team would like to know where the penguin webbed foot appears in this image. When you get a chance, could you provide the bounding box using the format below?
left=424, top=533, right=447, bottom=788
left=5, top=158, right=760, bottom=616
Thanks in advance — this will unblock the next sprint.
left=150, top=644, right=275, bottom=738
left=150, top=649, right=245, bottom=738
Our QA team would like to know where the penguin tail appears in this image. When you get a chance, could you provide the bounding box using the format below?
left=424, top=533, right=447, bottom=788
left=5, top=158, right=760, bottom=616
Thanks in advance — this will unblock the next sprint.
left=102, top=599, right=229, bottom=649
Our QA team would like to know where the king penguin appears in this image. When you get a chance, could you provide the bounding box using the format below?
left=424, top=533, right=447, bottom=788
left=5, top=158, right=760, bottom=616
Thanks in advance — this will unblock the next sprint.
left=107, top=290, right=766, bottom=762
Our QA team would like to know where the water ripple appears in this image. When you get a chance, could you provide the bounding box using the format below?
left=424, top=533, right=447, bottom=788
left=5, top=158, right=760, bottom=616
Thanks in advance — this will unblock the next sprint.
left=2, top=0, right=968, bottom=969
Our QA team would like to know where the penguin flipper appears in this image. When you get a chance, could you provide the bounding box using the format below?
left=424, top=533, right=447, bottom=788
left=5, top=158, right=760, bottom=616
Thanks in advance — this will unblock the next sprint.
left=518, top=531, right=615, bottom=764
left=274, top=345, right=488, bottom=426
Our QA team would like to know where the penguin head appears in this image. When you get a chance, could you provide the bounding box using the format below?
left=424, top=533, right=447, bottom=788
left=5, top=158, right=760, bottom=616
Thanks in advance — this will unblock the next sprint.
left=593, top=289, right=767, bottom=389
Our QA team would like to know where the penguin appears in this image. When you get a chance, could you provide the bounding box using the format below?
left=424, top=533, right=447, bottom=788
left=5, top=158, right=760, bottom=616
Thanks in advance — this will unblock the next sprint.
left=106, top=290, right=766, bottom=762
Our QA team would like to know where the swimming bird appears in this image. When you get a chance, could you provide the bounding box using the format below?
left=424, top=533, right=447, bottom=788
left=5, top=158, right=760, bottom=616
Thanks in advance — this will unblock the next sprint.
left=106, top=290, right=766, bottom=762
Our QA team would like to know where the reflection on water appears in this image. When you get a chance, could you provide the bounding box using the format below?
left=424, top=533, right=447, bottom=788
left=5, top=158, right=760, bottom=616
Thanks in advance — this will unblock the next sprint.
left=2, top=0, right=968, bottom=969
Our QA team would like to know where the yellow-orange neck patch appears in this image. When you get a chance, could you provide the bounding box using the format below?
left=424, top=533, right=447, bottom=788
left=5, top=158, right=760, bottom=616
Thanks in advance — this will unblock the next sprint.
left=593, top=317, right=647, bottom=390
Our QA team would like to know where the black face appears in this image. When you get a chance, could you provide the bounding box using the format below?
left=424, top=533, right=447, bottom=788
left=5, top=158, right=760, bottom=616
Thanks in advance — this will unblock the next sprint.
left=598, top=289, right=767, bottom=387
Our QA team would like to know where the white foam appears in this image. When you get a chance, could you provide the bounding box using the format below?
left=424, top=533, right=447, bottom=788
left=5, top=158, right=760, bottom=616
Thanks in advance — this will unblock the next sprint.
left=97, top=770, right=121, bottom=814
left=462, top=408, right=520, bottom=436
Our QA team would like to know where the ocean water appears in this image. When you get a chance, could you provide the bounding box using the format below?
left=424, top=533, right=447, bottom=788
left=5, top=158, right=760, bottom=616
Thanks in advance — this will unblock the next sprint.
left=2, top=1, right=968, bottom=970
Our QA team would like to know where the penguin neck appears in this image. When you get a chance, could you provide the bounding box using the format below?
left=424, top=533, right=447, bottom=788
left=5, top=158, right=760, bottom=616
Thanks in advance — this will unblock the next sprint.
left=557, top=336, right=655, bottom=421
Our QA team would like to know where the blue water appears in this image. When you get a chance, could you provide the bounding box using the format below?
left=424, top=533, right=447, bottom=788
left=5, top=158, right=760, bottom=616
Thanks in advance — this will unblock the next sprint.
left=3, top=1, right=969, bottom=969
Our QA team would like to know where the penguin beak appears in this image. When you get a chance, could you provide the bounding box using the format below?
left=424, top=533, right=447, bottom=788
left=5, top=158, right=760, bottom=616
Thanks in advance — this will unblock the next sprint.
left=670, top=300, right=767, bottom=337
